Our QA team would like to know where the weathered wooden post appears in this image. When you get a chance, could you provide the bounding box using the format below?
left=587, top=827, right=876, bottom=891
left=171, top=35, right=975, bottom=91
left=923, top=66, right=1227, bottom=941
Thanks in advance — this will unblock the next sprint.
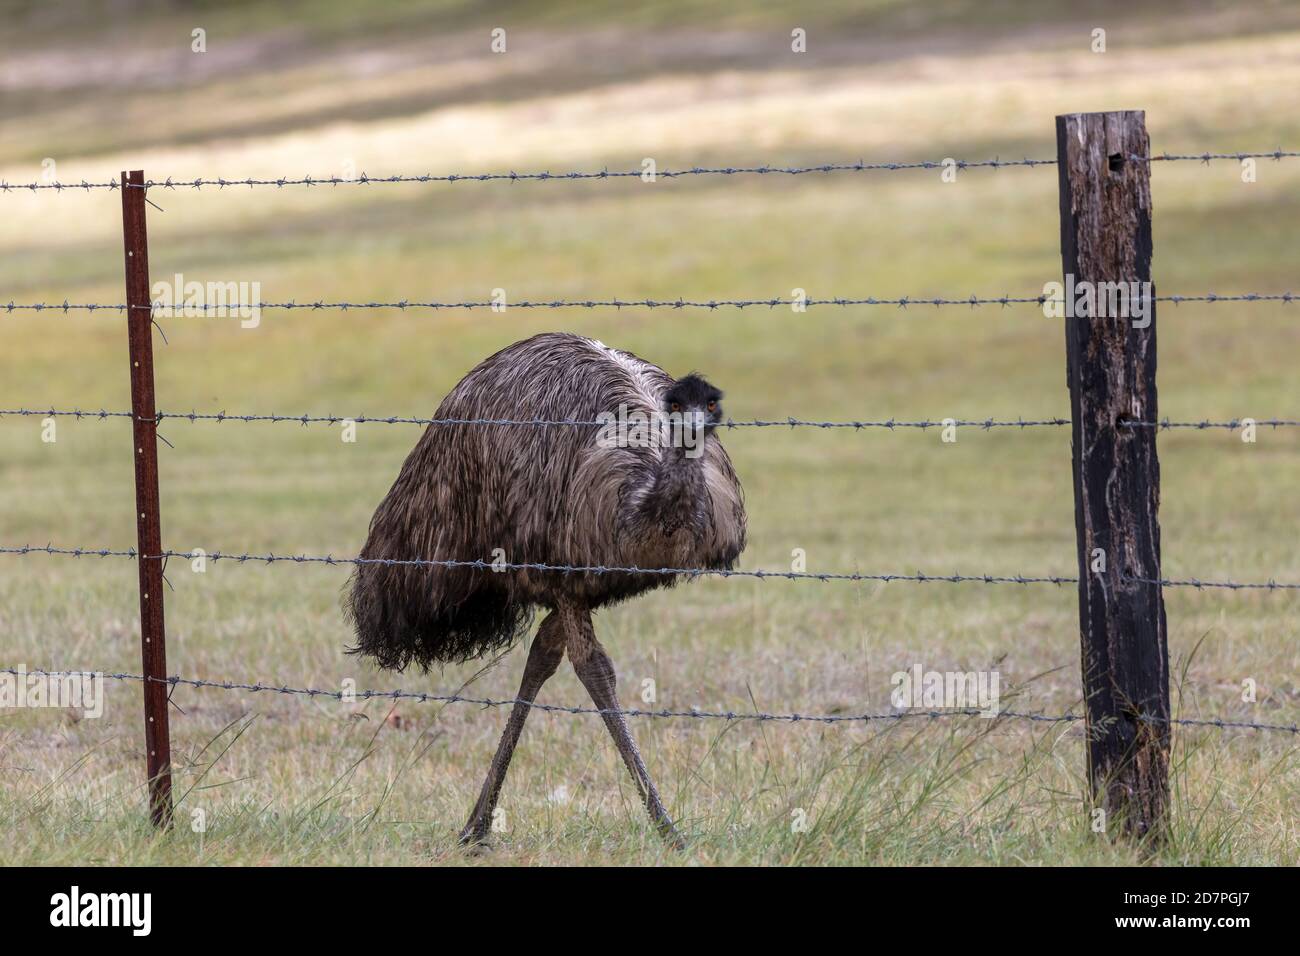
left=1055, top=112, right=1170, bottom=843
left=121, top=169, right=174, bottom=828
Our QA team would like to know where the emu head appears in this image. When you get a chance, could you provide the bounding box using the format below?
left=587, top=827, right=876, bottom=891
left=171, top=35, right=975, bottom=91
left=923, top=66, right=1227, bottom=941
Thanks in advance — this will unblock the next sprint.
left=663, top=373, right=724, bottom=445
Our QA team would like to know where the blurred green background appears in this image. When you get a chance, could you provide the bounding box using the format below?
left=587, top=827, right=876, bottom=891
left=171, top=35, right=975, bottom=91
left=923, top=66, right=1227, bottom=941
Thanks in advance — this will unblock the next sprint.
left=0, top=0, right=1296, bottom=864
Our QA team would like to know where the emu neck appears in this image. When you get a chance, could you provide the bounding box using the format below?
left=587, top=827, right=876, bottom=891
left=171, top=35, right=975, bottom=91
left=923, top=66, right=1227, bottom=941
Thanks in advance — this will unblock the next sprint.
left=639, top=443, right=706, bottom=537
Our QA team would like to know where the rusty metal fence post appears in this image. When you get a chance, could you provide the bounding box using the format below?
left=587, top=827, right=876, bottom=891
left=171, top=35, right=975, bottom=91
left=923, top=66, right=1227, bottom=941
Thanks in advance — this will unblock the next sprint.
left=121, top=169, right=173, bottom=828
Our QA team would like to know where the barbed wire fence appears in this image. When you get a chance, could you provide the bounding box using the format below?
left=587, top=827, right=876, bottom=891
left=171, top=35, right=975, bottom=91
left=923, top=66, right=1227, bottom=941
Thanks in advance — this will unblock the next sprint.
left=2, top=117, right=1298, bottom=834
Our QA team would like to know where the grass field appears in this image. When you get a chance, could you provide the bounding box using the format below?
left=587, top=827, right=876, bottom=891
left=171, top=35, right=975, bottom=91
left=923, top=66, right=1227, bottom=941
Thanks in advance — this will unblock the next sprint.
left=1, top=1, right=1298, bottom=865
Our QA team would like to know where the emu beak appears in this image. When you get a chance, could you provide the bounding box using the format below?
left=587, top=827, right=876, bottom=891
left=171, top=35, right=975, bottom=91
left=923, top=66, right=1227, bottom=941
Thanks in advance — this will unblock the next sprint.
left=678, top=409, right=708, bottom=457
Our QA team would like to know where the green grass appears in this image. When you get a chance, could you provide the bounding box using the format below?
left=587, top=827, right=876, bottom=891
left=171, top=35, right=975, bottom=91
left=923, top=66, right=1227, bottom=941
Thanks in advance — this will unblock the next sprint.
left=1, top=3, right=1298, bottom=865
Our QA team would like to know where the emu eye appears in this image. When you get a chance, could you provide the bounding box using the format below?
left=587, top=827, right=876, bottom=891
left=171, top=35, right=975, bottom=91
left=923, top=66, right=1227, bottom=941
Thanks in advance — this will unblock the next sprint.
left=707, top=401, right=717, bottom=412
left=670, top=402, right=681, bottom=412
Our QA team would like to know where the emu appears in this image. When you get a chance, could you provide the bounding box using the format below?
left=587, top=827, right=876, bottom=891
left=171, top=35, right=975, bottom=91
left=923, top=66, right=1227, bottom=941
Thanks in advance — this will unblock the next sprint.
left=346, top=332, right=746, bottom=846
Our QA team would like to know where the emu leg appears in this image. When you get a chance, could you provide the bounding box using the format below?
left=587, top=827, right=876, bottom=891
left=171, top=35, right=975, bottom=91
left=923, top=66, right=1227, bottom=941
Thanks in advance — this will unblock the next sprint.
left=561, top=604, right=685, bottom=849
left=458, top=612, right=565, bottom=845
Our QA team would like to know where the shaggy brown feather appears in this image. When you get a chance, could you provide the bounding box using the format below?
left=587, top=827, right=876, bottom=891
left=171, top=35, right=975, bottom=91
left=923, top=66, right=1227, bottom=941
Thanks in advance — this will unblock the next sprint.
left=345, top=332, right=746, bottom=670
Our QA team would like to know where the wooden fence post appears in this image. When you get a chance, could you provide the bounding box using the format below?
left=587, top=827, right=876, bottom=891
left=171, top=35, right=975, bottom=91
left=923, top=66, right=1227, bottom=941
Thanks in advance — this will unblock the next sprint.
left=121, top=169, right=173, bottom=828
left=1055, top=112, right=1169, bottom=842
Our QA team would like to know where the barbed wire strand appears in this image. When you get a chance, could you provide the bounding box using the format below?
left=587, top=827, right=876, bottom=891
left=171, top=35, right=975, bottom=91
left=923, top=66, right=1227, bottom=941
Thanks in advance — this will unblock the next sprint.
left=0, top=159, right=1057, bottom=193
left=3, top=407, right=1297, bottom=431
left=3, top=543, right=1298, bottom=590
left=0, top=407, right=1072, bottom=430
left=4, top=291, right=1297, bottom=314
left=1141, top=150, right=1300, bottom=164
left=2, top=666, right=1294, bottom=733
left=0, top=544, right=1078, bottom=585
left=2, top=150, right=1297, bottom=193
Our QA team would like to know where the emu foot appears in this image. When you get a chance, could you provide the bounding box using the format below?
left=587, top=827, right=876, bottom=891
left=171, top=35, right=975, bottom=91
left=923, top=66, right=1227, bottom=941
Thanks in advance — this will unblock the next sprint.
left=461, top=839, right=493, bottom=858
left=457, top=809, right=497, bottom=847
left=653, top=811, right=687, bottom=851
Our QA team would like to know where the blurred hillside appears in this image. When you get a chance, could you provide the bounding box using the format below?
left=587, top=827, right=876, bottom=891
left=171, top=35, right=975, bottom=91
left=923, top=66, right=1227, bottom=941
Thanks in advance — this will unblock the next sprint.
left=4, top=1, right=1300, bottom=168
